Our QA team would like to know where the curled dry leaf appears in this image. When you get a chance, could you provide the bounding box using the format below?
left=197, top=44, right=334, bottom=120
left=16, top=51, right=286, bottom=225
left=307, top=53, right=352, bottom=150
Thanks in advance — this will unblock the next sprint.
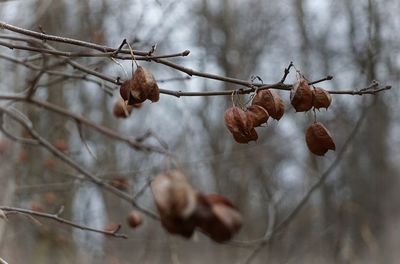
left=252, top=89, right=284, bottom=120
left=195, top=194, right=242, bottom=243
left=151, top=170, right=198, bottom=238
left=127, top=211, right=143, bottom=228
left=313, top=87, right=332, bottom=109
left=224, top=106, right=257, bottom=144
left=246, top=105, right=269, bottom=127
left=128, top=66, right=160, bottom=104
left=305, top=122, right=336, bottom=156
left=290, top=79, right=313, bottom=112
left=113, top=98, right=133, bottom=118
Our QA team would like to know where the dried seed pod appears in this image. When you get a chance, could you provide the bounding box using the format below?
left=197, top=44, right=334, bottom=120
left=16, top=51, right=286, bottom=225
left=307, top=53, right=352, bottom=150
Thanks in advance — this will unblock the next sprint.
left=195, top=194, right=242, bottom=243
left=127, top=211, right=143, bottom=228
left=291, top=79, right=313, bottom=112
left=110, top=176, right=130, bottom=191
left=119, top=79, right=132, bottom=100
left=128, top=66, right=160, bottom=104
left=113, top=99, right=133, bottom=118
left=246, top=105, right=269, bottom=127
left=54, top=139, right=68, bottom=152
left=224, top=106, right=257, bottom=143
left=151, top=170, right=198, bottom=238
left=313, top=87, right=332, bottom=109
left=252, top=90, right=284, bottom=120
left=305, top=122, right=336, bottom=156
left=232, top=128, right=258, bottom=144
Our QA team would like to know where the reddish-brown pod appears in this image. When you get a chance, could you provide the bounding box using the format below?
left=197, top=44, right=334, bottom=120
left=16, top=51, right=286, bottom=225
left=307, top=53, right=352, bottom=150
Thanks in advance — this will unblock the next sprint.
left=252, top=90, right=284, bottom=120
left=313, top=87, right=332, bottom=109
left=246, top=105, right=269, bottom=127
left=291, top=79, right=313, bottom=112
left=113, top=99, right=133, bottom=118
left=119, top=79, right=132, bottom=100
left=224, top=106, right=256, bottom=143
left=151, top=170, right=198, bottom=238
left=195, top=193, right=242, bottom=243
left=305, top=122, right=336, bottom=156
left=31, top=202, right=44, bottom=213
left=54, top=139, right=68, bottom=152
left=110, top=176, right=130, bottom=191
left=128, top=66, right=160, bottom=104
left=127, top=211, right=143, bottom=228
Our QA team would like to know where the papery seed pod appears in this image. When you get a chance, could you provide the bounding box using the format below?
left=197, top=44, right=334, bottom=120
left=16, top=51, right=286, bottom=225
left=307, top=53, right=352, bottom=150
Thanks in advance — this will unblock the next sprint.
left=151, top=170, right=198, bottom=238
left=246, top=105, right=269, bottom=127
left=113, top=99, right=134, bottom=118
left=128, top=66, right=160, bottom=104
left=110, top=176, right=130, bottom=191
left=127, top=211, right=143, bottom=228
left=54, top=139, right=68, bottom=152
left=44, top=192, right=56, bottom=205
left=120, top=79, right=132, bottom=100
left=104, top=223, right=119, bottom=233
left=31, top=202, right=44, bottom=213
left=232, top=128, right=258, bottom=144
left=195, top=194, right=242, bottom=243
left=224, top=106, right=257, bottom=143
left=305, top=122, right=336, bottom=156
left=291, top=79, right=313, bottom=112
left=252, top=90, right=284, bottom=120
left=313, top=87, right=332, bottom=109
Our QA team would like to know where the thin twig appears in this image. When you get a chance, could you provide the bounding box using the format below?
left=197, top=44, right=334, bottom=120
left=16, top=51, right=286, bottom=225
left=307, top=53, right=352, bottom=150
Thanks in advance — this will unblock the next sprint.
left=0, top=206, right=128, bottom=238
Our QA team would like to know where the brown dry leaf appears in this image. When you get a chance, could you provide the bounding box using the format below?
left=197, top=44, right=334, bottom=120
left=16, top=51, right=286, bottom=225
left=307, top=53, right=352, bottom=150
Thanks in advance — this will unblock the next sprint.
left=151, top=170, right=198, bottom=238
left=195, top=194, right=242, bottom=243
left=128, top=66, right=160, bottom=104
left=113, top=99, right=133, bottom=118
left=291, top=79, right=313, bottom=112
left=313, top=87, right=332, bottom=109
left=305, top=122, right=336, bottom=156
left=252, top=89, right=284, bottom=120
left=246, top=105, right=269, bottom=127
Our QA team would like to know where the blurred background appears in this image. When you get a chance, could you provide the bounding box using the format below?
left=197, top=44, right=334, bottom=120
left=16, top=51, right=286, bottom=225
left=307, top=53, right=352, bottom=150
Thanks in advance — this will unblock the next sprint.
left=0, top=0, right=399, bottom=263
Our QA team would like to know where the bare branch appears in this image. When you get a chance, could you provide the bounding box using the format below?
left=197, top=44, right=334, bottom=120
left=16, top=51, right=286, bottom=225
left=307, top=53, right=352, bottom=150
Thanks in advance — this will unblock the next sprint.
left=0, top=206, right=128, bottom=239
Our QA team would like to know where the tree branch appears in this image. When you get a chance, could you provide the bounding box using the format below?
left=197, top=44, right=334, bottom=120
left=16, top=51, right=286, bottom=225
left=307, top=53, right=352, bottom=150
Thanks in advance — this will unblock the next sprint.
left=0, top=206, right=128, bottom=239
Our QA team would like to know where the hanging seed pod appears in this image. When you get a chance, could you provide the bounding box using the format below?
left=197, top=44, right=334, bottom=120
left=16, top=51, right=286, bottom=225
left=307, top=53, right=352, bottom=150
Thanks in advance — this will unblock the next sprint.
left=224, top=106, right=257, bottom=143
left=305, top=122, right=336, bottom=156
left=246, top=105, right=269, bottom=127
left=232, top=128, right=258, bottom=144
left=313, top=87, right=332, bottom=109
left=127, top=211, right=143, bottom=228
left=195, top=193, right=242, bottom=243
left=290, top=79, right=314, bottom=112
left=120, top=79, right=132, bottom=100
left=252, top=90, right=284, bottom=120
left=128, top=66, right=160, bottom=104
left=113, top=99, right=133, bottom=118
left=151, top=170, right=198, bottom=238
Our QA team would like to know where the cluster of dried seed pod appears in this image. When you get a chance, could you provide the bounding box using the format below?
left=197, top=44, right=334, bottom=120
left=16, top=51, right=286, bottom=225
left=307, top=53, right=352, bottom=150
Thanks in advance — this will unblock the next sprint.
left=290, top=79, right=332, bottom=112
left=150, top=170, right=242, bottom=242
left=113, top=66, right=159, bottom=118
left=224, top=78, right=336, bottom=156
left=224, top=89, right=284, bottom=144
